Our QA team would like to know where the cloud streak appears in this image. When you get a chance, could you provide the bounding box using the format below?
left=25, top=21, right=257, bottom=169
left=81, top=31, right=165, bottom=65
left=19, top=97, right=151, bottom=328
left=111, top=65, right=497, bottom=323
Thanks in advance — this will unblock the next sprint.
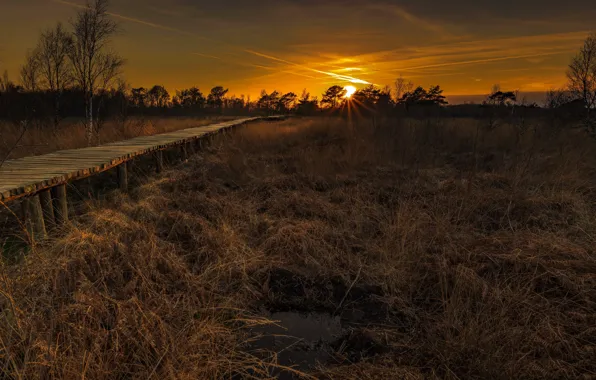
left=40, top=0, right=591, bottom=96
left=52, top=0, right=372, bottom=85
left=244, top=49, right=372, bottom=84
left=52, top=0, right=210, bottom=39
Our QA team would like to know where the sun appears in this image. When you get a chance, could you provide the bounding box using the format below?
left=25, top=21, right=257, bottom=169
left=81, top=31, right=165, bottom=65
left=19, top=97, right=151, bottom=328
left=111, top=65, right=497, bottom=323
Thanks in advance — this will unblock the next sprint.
left=344, top=85, right=357, bottom=98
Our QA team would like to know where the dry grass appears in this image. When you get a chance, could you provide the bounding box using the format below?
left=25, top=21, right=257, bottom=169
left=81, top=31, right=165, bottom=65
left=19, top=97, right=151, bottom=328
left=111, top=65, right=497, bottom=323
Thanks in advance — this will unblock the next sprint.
left=0, top=116, right=240, bottom=160
left=1, top=117, right=596, bottom=379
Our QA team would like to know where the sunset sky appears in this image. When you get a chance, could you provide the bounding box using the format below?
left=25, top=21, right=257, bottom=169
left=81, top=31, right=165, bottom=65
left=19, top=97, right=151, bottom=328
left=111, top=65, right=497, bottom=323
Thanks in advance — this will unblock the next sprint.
left=0, top=0, right=594, bottom=103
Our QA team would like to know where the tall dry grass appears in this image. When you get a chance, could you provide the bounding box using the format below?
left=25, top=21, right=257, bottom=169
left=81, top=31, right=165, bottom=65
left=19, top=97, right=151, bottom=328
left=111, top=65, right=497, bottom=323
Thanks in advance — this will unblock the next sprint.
left=1, top=116, right=595, bottom=379
left=0, top=116, right=240, bottom=160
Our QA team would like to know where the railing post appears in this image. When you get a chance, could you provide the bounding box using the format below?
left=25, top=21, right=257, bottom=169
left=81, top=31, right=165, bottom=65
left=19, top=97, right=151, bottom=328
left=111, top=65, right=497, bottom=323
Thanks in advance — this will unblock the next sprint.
left=117, top=163, right=128, bottom=191
left=39, top=189, right=55, bottom=229
left=52, top=184, right=69, bottom=225
left=155, top=151, right=164, bottom=173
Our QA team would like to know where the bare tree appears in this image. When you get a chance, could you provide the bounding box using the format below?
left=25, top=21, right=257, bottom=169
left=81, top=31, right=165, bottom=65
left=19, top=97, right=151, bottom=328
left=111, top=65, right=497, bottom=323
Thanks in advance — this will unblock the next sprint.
left=545, top=88, right=575, bottom=109
left=567, top=32, right=596, bottom=119
left=394, top=75, right=414, bottom=102
left=37, top=22, right=73, bottom=129
left=20, top=51, right=40, bottom=91
left=68, top=0, right=124, bottom=145
left=0, top=70, right=11, bottom=93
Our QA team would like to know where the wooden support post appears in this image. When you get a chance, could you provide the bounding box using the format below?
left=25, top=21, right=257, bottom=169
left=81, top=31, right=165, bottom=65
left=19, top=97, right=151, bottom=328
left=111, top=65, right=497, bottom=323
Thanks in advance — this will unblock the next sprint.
left=22, top=194, right=47, bottom=242
left=118, top=163, right=128, bottom=191
left=187, top=141, right=195, bottom=155
left=181, top=143, right=188, bottom=162
left=52, top=184, right=69, bottom=225
left=39, top=189, right=55, bottom=229
left=155, top=151, right=164, bottom=173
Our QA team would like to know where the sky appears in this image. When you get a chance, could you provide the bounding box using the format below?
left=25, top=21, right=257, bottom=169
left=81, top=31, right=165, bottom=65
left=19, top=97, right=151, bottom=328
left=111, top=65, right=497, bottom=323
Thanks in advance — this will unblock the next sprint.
left=0, top=0, right=594, bottom=103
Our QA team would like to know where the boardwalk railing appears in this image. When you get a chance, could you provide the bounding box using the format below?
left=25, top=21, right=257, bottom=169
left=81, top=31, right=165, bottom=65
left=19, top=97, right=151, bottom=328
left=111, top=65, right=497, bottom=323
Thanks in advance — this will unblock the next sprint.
left=0, top=116, right=284, bottom=241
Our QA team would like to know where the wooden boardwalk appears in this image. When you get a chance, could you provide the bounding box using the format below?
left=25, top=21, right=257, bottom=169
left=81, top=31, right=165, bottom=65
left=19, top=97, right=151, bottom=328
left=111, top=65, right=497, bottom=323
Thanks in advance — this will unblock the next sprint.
left=0, top=116, right=277, bottom=203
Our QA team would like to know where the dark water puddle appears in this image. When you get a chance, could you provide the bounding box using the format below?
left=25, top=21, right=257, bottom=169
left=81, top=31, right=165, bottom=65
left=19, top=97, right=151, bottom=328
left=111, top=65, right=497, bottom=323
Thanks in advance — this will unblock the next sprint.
left=248, top=309, right=388, bottom=379
left=250, top=311, right=341, bottom=378
left=243, top=269, right=406, bottom=378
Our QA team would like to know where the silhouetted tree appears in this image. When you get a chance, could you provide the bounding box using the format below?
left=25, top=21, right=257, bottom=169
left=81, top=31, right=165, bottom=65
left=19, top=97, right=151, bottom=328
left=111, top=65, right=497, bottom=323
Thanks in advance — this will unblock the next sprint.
left=376, top=86, right=394, bottom=114
left=567, top=32, right=596, bottom=120
left=147, top=85, right=169, bottom=108
left=296, top=89, right=319, bottom=115
left=173, top=87, right=205, bottom=109
left=226, top=95, right=246, bottom=112
left=485, top=90, right=517, bottom=106
left=321, top=85, right=346, bottom=109
left=400, top=86, right=426, bottom=105
left=207, top=86, right=228, bottom=111
left=20, top=51, right=40, bottom=91
left=543, top=88, right=581, bottom=128
left=69, top=0, right=124, bottom=144
left=394, top=75, right=414, bottom=102
left=426, top=85, right=447, bottom=105
left=353, top=85, right=381, bottom=107
left=257, top=90, right=280, bottom=113
left=278, top=92, right=297, bottom=113
left=399, top=85, right=447, bottom=107
left=112, top=79, right=130, bottom=125
left=545, top=88, right=575, bottom=109
left=36, top=22, right=73, bottom=128
left=0, top=71, right=12, bottom=93
left=130, top=87, right=148, bottom=108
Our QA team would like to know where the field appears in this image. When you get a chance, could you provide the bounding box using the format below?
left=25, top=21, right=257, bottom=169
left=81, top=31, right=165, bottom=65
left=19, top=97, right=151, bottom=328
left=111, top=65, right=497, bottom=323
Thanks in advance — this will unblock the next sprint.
left=1, top=117, right=595, bottom=379
left=0, top=116, right=240, bottom=160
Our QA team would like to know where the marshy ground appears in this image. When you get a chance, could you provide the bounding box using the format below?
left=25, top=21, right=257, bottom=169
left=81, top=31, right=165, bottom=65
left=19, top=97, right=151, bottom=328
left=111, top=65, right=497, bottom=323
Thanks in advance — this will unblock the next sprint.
left=1, top=117, right=595, bottom=379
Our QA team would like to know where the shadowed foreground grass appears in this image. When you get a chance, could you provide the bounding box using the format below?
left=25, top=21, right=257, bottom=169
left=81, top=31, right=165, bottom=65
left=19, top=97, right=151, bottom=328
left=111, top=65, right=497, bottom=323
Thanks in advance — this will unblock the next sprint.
left=1, top=117, right=595, bottom=379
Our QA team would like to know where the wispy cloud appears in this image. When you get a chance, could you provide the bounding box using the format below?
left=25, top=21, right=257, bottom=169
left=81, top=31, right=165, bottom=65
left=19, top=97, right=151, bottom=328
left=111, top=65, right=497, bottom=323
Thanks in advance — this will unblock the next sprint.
left=366, top=3, right=453, bottom=38
left=192, top=53, right=222, bottom=60
left=47, top=0, right=587, bottom=95
left=244, top=49, right=372, bottom=84
left=53, top=0, right=210, bottom=39
left=389, top=50, right=576, bottom=72
left=52, top=0, right=371, bottom=85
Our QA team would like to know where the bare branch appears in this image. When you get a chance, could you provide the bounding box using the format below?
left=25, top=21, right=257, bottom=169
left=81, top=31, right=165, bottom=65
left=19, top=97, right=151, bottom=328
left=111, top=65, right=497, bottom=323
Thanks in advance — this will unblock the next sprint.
left=566, top=32, right=596, bottom=114
left=20, top=50, right=40, bottom=92
left=37, top=22, right=73, bottom=93
left=68, top=0, right=124, bottom=144
left=0, top=122, right=28, bottom=169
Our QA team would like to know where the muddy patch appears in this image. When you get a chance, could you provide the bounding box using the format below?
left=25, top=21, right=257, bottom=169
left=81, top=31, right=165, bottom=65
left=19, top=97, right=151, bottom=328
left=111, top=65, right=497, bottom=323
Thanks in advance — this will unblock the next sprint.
left=248, top=310, right=390, bottom=379
left=262, top=268, right=409, bottom=327
left=249, top=311, right=341, bottom=379
left=244, top=268, right=403, bottom=378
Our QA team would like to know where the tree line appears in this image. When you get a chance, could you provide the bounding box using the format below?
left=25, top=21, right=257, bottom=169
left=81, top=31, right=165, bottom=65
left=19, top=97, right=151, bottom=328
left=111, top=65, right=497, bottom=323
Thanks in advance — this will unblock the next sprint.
left=1, top=0, right=595, bottom=140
